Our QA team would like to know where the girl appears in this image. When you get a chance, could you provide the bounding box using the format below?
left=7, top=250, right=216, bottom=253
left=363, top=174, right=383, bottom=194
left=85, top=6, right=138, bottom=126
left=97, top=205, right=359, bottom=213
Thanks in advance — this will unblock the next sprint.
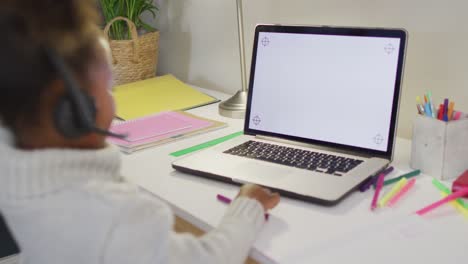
left=0, top=1, right=280, bottom=263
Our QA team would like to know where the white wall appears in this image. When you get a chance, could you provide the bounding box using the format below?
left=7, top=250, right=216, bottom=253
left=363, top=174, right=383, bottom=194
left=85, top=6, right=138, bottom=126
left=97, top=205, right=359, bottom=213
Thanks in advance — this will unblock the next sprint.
left=152, top=0, right=468, bottom=139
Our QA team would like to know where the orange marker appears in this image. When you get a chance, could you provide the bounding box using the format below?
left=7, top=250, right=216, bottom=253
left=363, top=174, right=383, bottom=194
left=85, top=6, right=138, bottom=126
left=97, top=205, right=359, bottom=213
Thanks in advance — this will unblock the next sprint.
left=447, top=101, right=455, bottom=120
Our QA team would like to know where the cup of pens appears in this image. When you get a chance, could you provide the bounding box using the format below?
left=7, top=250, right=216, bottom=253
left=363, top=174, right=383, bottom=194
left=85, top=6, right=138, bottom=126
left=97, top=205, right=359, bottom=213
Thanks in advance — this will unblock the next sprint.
left=410, top=93, right=468, bottom=180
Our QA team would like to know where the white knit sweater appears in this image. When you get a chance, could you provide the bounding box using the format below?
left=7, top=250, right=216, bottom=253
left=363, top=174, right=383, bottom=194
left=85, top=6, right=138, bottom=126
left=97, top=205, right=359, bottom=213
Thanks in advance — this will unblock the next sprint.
left=0, top=127, right=265, bottom=264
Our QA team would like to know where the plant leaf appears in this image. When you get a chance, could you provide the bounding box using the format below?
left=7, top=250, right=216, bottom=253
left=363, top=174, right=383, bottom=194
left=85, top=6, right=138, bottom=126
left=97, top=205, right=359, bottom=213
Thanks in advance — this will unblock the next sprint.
left=141, top=22, right=156, bottom=32
left=100, top=0, right=159, bottom=34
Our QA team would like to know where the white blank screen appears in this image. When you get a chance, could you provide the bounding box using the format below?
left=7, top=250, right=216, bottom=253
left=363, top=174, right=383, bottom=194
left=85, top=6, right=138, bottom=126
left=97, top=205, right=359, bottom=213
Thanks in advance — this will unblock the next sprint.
left=248, top=32, right=401, bottom=151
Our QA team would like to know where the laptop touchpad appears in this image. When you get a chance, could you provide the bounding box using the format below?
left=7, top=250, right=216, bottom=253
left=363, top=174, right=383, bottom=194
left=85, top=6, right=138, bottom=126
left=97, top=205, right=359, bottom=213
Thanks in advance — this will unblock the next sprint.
left=234, top=162, right=291, bottom=184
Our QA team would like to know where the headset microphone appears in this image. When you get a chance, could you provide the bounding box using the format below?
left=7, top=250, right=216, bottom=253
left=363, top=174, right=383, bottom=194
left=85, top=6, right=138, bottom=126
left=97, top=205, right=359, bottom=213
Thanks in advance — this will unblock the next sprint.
left=92, top=127, right=128, bottom=139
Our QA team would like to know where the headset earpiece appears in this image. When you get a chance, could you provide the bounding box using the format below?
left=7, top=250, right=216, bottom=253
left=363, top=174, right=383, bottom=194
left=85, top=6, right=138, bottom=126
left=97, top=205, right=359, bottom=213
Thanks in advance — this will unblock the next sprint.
left=45, top=47, right=127, bottom=140
left=53, top=93, right=96, bottom=139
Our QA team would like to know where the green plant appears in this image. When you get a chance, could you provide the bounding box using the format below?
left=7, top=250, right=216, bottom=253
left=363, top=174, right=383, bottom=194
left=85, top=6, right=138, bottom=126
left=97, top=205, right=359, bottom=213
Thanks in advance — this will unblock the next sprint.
left=100, top=0, right=158, bottom=40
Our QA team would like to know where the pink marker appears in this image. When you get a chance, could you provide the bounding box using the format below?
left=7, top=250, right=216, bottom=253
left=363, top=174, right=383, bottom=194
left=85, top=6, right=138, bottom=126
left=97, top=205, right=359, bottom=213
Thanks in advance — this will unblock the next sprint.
left=387, top=178, right=416, bottom=207
left=415, top=188, right=468, bottom=216
left=453, top=111, right=462, bottom=121
left=217, top=194, right=269, bottom=220
left=371, top=174, right=385, bottom=211
left=217, top=194, right=232, bottom=204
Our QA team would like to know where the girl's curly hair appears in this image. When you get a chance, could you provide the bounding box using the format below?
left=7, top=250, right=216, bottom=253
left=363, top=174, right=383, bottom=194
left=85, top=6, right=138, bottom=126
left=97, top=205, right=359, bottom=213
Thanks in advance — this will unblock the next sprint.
left=0, top=0, right=101, bottom=130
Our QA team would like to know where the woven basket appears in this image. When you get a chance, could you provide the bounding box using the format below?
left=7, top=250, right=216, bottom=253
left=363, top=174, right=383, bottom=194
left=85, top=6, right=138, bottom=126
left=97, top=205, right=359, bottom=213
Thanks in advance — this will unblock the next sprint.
left=104, top=17, right=159, bottom=86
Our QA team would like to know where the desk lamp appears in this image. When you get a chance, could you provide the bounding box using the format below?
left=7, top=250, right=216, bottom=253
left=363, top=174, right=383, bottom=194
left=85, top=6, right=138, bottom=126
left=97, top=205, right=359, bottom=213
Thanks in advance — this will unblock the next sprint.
left=219, top=0, right=248, bottom=119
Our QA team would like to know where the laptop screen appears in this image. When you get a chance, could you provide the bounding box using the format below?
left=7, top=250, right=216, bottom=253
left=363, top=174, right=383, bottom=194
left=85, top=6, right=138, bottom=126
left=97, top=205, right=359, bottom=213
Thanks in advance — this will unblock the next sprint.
left=245, top=25, right=407, bottom=158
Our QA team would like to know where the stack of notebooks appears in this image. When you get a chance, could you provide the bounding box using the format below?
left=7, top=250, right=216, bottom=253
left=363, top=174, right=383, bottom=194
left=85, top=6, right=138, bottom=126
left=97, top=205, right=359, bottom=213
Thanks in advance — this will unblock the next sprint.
left=112, top=74, right=219, bottom=120
left=108, top=111, right=226, bottom=154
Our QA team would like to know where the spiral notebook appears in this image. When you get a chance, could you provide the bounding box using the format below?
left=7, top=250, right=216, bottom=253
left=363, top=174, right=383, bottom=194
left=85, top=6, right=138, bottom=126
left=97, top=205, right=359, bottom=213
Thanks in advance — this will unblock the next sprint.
left=108, top=111, right=226, bottom=153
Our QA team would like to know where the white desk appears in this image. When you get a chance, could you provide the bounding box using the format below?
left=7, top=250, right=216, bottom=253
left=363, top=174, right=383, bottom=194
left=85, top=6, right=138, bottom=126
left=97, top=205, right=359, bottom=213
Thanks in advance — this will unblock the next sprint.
left=121, top=88, right=467, bottom=264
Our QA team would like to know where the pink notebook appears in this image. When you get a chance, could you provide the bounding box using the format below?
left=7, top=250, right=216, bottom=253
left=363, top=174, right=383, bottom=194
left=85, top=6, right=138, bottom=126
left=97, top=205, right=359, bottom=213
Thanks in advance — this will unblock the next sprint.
left=108, top=111, right=214, bottom=148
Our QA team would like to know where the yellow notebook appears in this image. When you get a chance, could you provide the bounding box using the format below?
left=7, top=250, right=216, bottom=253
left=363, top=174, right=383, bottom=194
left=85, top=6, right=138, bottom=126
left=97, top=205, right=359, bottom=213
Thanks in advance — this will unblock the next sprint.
left=112, top=74, right=219, bottom=120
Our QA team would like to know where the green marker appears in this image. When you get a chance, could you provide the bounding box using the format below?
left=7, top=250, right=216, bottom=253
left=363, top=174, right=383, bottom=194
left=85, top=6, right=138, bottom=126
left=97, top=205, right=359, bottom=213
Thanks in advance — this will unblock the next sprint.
left=432, top=178, right=468, bottom=209
left=374, top=169, right=421, bottom=188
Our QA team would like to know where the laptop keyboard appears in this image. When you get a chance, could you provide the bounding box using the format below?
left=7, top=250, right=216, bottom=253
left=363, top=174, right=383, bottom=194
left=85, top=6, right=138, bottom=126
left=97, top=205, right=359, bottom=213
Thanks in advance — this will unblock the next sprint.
left=223, top=141, right=363, bottom=176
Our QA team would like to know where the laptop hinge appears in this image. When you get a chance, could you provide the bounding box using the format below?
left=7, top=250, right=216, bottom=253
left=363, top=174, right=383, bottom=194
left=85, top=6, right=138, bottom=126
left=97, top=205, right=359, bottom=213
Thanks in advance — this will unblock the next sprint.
left=254, top=135, right=375, bottom=159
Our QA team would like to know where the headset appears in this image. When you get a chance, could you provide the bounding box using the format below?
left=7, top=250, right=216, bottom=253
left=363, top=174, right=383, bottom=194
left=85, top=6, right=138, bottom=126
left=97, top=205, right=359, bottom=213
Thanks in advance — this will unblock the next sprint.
left=44, top=48, right=127, bottom=140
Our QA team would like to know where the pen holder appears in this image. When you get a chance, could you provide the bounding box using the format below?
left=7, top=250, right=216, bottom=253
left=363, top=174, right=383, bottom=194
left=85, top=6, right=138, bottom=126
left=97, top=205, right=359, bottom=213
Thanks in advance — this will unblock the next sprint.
left=410, top=113, right=468, bottom=180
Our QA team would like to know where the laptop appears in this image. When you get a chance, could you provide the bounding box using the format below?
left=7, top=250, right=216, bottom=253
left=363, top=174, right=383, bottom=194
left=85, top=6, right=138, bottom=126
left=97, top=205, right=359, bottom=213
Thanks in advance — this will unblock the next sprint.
left=172, top=25, right=407, bottom=205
